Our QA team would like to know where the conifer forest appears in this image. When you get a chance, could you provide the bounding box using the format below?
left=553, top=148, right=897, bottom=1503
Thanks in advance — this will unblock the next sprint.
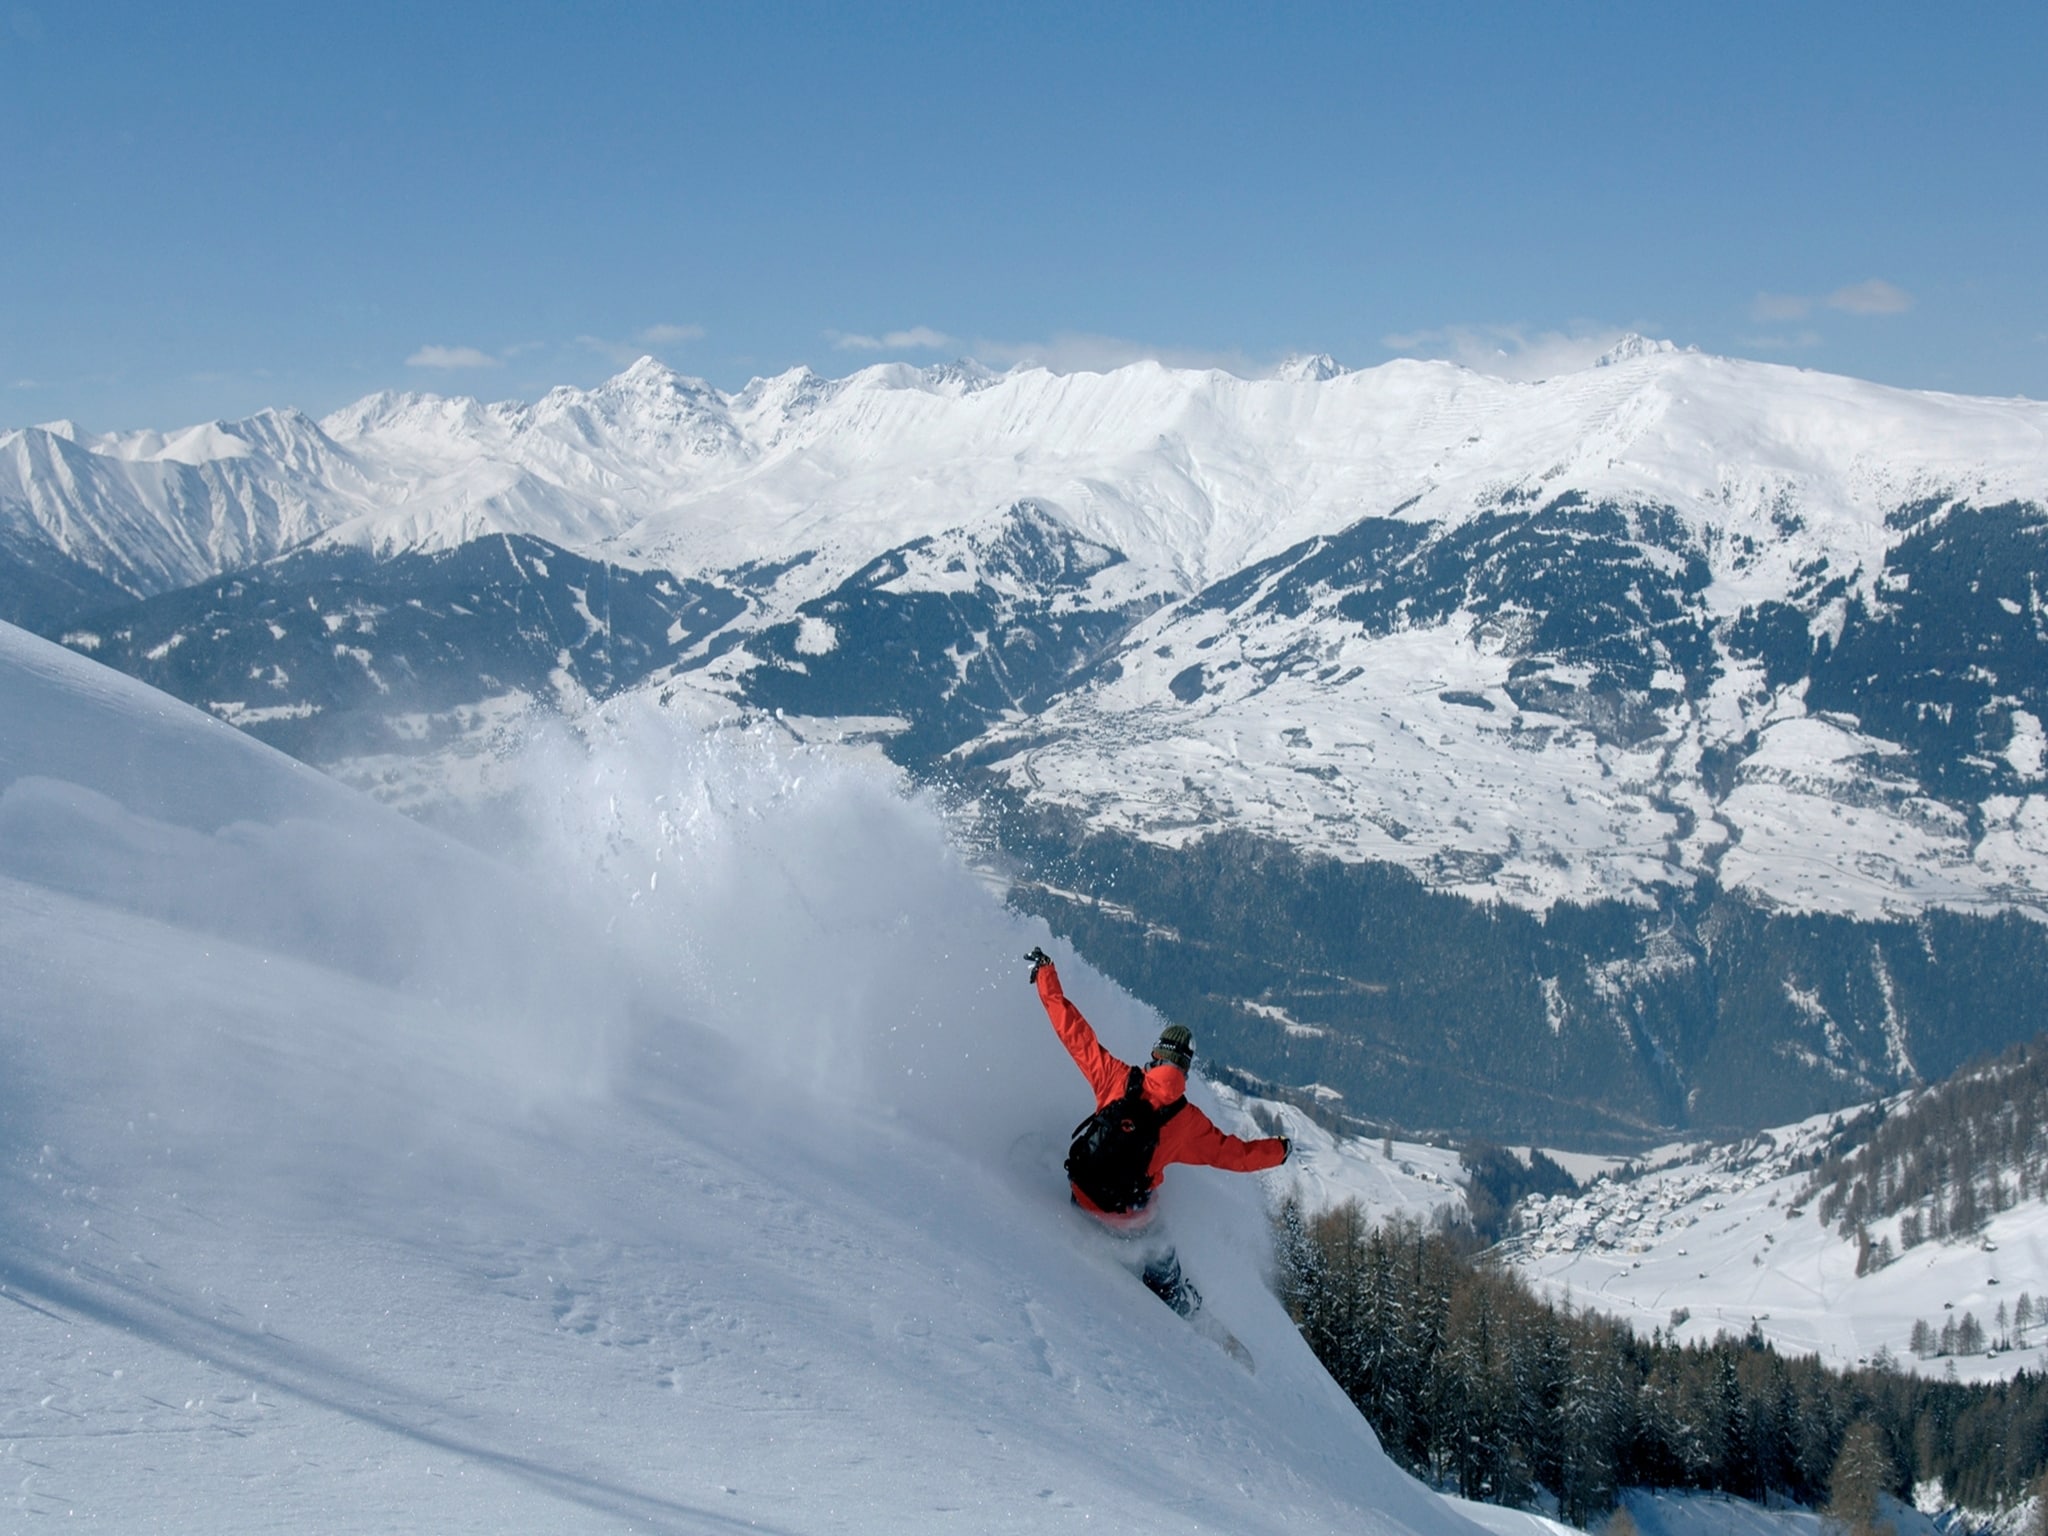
left=1274, top=1204, right=2048, bottom=1524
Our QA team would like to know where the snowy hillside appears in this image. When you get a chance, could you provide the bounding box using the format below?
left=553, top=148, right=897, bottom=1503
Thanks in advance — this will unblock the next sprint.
left=0, top=620, right=1493, bottom=1533
left=1210, top=1083, right=1471, bottom=1227
left=1271, top=1085, right=2048, bottom=1383
left=1503, top=1118, right=2048, bottom=1384
left=1457, top=1489, right=1946, bottom=1536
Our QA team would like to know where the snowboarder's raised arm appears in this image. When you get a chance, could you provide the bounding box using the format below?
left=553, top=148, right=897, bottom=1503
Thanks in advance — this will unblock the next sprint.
left=1027, top=950, right=1129, bottom=1105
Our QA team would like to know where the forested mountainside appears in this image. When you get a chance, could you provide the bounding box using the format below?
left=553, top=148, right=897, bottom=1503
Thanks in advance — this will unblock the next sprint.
left=994, top=807, right=2048, bottom=1145
left=1807, top=1033, right=2048, bottom=1247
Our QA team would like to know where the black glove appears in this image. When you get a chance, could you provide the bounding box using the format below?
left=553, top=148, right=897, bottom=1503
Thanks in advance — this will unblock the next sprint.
left=1024, top=946, right=1052, bottom=983
left=1277, top=1136, right=1292, bottom=1162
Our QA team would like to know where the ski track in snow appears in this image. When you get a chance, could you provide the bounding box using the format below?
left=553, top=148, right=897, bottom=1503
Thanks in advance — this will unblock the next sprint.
left=0, top=620, right=1489, bottom=1534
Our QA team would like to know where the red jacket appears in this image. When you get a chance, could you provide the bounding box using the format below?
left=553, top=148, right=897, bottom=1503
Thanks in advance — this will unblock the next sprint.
left=1036, top=961, right=1287, bottom=1218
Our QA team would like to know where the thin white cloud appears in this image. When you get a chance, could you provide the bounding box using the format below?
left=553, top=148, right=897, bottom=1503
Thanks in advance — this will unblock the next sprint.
left=1380, top=324, right=1633, bottom=382
left=823, top=327, right=1297, bottom=377
left=968, top=330, right=1254, bottom=376
left=578, top=324, right=704, bottom=366
left=829, top=325, right=956, bottom=353
left=1751, top=292, right=1814, bottom=322
left=638, top=323, right=705, bottom=346
left=577, top=334, right=639, bottom=366
left=1826, top=278, right=1913, bottom=316
left=1736, top=330, right=1825, bottom=352
left=406, top=344, right=501, bottom=370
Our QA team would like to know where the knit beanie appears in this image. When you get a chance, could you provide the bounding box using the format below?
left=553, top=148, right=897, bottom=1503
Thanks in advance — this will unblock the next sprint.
left=1152, top=1024, right=1194, bottom=1071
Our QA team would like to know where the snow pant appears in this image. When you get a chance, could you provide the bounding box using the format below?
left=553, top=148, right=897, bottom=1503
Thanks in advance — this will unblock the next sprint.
left=1139, top=1248, right=1199, bottom=1318
left=1072, top=1194, right=1200, bottom=1316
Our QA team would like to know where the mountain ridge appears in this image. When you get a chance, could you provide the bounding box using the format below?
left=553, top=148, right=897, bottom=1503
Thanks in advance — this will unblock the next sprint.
left=15, top=344, right=2047, bottom=611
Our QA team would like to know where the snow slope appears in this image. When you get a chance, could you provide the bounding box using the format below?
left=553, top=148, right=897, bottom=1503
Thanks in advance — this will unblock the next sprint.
left=1504, top=1118, right=2048, bottom=1385
left=1269, top=1091, right=2048, bottom=1384
left=0, top=620, right=1484, bottom=1533
left=1455, top=1489, right=1944, bottom=1536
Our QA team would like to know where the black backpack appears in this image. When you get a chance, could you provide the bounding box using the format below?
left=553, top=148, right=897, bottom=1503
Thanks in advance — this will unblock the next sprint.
left=1065, top=1066, right=1186, bottom=1213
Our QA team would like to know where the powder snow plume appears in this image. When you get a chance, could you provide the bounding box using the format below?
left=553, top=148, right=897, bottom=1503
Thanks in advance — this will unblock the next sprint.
left=506, top=693, right=1197, bottom=1168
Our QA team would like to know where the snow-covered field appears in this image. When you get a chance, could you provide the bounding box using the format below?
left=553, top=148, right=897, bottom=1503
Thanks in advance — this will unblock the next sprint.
left=0, top=621, right=1494, bottom=1532
left=1207, top=1082, right=2008, bottom=1382
left=1272, top=1092, right=2048, bottom=1384
left=1505, top=1124, right=2048, bottom=1384
left=979, top=590, right=2048, bottom=918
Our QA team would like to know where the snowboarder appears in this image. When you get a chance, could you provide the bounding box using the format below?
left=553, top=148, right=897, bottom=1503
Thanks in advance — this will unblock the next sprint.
left=1026, top=945, right=1290, bottom=1316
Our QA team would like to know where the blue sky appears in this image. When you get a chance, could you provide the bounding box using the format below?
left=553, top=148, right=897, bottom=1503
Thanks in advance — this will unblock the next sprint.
left=3, top=1, right=2043, bottom=429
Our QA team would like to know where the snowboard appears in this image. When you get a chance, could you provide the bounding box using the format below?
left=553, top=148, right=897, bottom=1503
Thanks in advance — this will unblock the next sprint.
left=1189, top=1307, right=1255, bottom=1372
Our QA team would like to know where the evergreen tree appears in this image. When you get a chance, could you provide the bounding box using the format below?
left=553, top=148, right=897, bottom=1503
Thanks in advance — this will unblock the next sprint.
left=1559, top=1335, right=1621, bottom=1524
left=1357, top=1220, right=1411, bottom=1458
left=1714, top=1348, right=1758, bottom=1496
left=1827, top=1419, right=1895, bottom=1536
left=1956, top=1313, right=1986, bottom=1356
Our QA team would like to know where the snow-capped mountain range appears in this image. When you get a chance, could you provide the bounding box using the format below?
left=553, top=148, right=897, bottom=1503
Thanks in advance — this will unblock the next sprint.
left=11, top=343, right=2048, bottom=917
left=16, top=343, right=2045, bottom=613
left=11, top=344, right=2048, bottom=1145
